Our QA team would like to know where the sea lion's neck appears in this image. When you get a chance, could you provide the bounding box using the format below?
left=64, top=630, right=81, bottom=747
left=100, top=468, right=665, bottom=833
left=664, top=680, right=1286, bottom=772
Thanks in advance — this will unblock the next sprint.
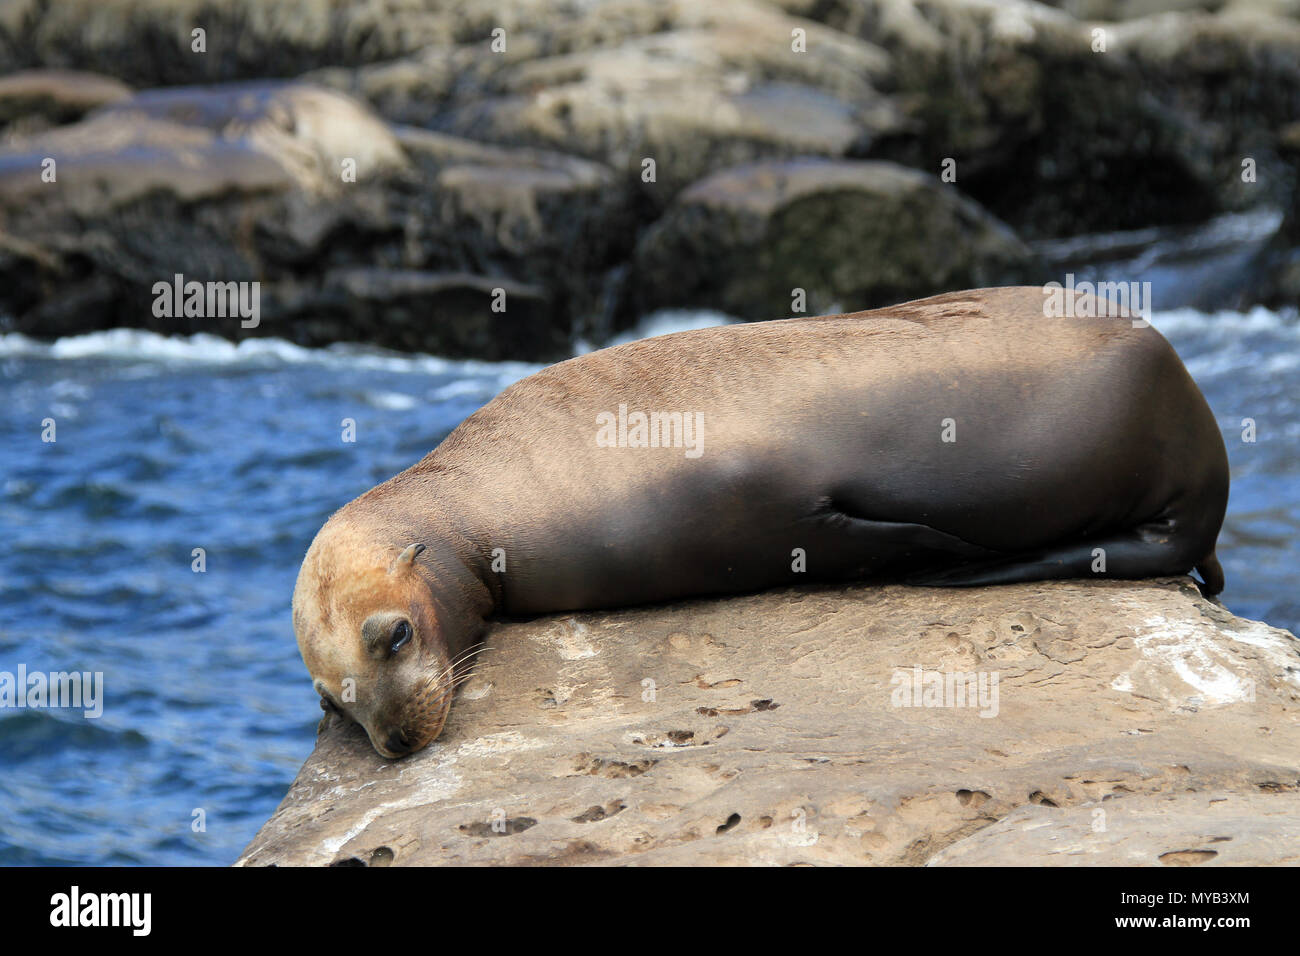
left=417, top=528, right=498, bottom=659
left=345, top=475, right=500, bottom=657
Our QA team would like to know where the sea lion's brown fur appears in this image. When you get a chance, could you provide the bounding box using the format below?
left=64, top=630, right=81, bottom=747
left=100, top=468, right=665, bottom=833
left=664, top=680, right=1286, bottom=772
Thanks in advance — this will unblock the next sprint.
left=293, top=287, right=1230, bottom=757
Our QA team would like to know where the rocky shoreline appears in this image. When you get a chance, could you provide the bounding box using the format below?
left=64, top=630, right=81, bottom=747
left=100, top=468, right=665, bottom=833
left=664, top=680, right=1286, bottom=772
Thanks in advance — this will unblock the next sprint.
left=237, top=578, right=1300, bottom=866
left=2, top=0, right=1298, bottom=359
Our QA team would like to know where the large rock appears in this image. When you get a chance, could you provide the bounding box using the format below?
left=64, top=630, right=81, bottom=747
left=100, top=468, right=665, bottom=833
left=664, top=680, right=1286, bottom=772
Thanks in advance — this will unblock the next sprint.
left=237, top=578, right=1300, bottom=866
left=624, top=158, right=1033, bottom=319
left=0, top=80, right=408, bottom=210
left=930, top=791, right=1300, bottom=865
left=392, top=126, right=638, bottom=349
left=0, top=0, right=474, bottom=85
left=779, top=0, right=1300, bottom=236
left=439, top=0, right=903, bottom=199
left=1243, top=121, right=1300, bottom=307
left=1041, top=0, right=1300, bottom=21
left=0, top=80, right=637, bottom=358
left=6, top=0, right=1299, bottom=330
left=1110, top=7, right=1300, bottom=216
left=0, top=69, right=131, bottom=133
left=8, top=0, right=1300, bottom=243
left=1, top=0, right=906, bottom=202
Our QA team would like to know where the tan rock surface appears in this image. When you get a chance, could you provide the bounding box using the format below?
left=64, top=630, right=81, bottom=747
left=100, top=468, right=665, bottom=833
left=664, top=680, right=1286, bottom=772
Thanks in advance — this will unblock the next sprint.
left=0, top=69, right=131, bottom=130
left=0, top=81, right=407, bottom=211
left=444, top=0, right=902, bottom=196
left=236, top=577, right=1300, bottom=866
left=929, top=791, right=1300, bottom=865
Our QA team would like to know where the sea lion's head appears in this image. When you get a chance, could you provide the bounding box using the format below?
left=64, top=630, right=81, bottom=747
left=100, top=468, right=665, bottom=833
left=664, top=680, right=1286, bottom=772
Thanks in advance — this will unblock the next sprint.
left=293, top=527, right=456, bottom=758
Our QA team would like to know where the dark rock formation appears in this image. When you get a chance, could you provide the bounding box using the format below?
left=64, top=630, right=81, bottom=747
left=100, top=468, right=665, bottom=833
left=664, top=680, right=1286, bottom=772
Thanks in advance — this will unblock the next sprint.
left=625, top=157, right=1033, bottom=319
left=0, top=81, right=636, bottom=359
left=3, top=0, right=1298, bottom=353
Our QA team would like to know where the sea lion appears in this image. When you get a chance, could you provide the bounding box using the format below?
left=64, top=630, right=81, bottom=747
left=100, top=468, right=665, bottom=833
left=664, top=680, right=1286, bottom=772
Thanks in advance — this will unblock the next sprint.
left=293, top=286, right=1229, bottom=758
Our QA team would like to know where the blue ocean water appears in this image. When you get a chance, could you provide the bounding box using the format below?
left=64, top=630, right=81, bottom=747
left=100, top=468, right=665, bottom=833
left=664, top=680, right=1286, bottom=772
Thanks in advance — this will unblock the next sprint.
left=0, top=306, right=1296, bottom=866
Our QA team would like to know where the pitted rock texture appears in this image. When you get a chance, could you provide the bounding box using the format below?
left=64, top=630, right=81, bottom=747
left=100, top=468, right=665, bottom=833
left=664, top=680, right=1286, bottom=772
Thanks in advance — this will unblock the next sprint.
left=237, top=577, right=1300, bottom=866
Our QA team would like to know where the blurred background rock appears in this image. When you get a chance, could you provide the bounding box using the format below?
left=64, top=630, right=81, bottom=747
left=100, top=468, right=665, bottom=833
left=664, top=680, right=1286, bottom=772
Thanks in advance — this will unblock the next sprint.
left=0, top=0, right=1296, bottom=357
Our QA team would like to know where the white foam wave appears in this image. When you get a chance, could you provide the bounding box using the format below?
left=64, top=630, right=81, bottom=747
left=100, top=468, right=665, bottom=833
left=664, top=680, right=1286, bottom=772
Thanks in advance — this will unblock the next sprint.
left=1151, top=305, right=1299, bottom=338
left=429, top=379, right=495, bottom=401
left=0, top=308, right=740, bottom=368
left=363, top=391, right=418, bottom=411
left=2, top=306, right=1291, bottom=382
left=0, top=328, right=543, bottom=386
left=576, top=308, right=738, bottom=353
left=1151, top=306, right=1300, bottom=382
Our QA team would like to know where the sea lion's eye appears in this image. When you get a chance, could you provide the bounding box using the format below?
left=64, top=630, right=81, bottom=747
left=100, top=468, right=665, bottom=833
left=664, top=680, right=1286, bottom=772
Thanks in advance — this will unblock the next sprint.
left=390, top=620, right=412, bottom=655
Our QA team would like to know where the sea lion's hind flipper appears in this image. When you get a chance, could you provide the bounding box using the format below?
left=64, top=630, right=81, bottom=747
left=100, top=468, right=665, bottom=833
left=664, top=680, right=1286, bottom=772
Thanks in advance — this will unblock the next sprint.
left=903, top=529, right=1199, bottom=588
left=1193, top=549, right=1225, bottom=596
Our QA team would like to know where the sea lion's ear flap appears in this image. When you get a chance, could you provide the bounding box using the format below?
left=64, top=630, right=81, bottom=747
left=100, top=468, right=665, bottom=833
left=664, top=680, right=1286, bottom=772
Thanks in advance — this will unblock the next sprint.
left=390, top=543, right=426, bottom=574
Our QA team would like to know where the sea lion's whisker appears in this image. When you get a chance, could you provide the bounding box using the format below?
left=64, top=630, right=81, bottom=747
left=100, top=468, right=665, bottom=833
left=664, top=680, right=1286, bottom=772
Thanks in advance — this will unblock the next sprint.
left=431, top=645, right=491, bottom=686
left=440, top=643, right=490, bottom=675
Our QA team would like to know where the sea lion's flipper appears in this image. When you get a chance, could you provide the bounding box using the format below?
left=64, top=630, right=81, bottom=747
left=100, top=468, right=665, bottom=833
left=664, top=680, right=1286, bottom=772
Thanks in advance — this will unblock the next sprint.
left=902, top=528, right=1200, bottom=589
left=1193, top=550, right=1225, bottom=596
left=804, top=506, right=1001, bottom=578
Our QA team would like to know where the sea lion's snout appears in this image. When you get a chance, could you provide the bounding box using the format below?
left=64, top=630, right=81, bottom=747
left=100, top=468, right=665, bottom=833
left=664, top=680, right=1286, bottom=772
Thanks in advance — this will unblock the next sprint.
left=358, top=663, right=456, bottom=759
left=326, top=649, right=457, bottom=759
left=383, top=728, right=412, bottom=756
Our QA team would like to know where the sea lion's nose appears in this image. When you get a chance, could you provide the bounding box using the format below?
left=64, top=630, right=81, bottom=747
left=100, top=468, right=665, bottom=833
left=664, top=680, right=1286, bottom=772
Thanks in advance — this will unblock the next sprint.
left=385, top=729, right=411, bottom=755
